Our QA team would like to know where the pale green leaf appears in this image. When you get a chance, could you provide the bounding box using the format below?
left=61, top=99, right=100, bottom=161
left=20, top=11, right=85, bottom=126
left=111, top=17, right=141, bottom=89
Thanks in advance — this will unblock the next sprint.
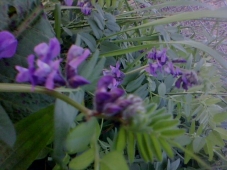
left=69, top=149, right=95, bottom=170
left=100, top=151, right=129, bottom=170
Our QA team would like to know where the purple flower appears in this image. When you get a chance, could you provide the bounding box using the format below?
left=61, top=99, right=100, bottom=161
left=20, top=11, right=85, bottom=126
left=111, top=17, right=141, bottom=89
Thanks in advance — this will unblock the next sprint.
left=147, top=48, right=168, bottom=65
left=66, top=45, right=90, bottom=88
left=34, top=38, right=60, bottom=64
left=15, top=38, right=90, bottom=90
left=146, top=48, right=185, bottom=78
left=0, top=31, right=17, bottom=59
left=175, top=71, right=198, bottom=90
left=15, top=40, right=65, bottom=90
left=94, top=76, right=125, bottom=115
left=64, top=0, right=73, bottom=6
left=103, top=61, right=125, bottom=87
left=94, top=75, right=145, bottom=119
left=77, top=0, right=93, bottom=15
left=145, top=62, right=161, bottom=76
left=15, top=54, right=36, bottom=86
left=172, top=59, right=187, bottom=63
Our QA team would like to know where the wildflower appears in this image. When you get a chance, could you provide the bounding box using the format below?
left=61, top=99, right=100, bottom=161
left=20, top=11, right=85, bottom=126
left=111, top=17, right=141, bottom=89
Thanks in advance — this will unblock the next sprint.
left=77, top=0, right=93, bottom=15
left=175, top=71, right=198, bottom=90
left=147, top=48, right=168, bottom=65
left=66, top=45, right=90, bottom=88
left=146, top=48, right=185, bottom=77
left=95, top=76, right=124, bottom=115
left=94, top=75, right=145, bottom=119
left=103, top=61, right=125, bottom=87
left=145, top=62, right=161, bottom=76
left=0, top=31, right=17, bottom=58
left=15, top=55, right=36, bottom=85
left=64, top=0, right=73, bottom=6
left=34, top=38, right=60, bottom=64
left=15, top=38, right=90, bottom=90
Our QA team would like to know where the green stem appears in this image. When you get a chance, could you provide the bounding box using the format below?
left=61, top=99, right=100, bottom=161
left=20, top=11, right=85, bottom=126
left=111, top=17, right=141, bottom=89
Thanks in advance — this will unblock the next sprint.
left=125, top=65, right=148, bottom=75
left=166, top=92, right=227, bottom=96
left=54, top=3, right=61, bottom=40
left=0, top=83, right=91, bottom=115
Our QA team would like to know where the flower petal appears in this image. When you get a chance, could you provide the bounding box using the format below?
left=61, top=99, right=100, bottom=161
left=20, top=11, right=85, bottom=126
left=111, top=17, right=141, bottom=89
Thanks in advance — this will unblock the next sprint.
left=0, top=31, right=18, bottom=58
left=68, top=75, right=90, bottom=88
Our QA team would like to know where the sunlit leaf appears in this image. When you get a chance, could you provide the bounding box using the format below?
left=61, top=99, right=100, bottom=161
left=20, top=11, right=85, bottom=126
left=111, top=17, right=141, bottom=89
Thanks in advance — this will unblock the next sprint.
left=100, top=151, right=129, bottom=170
left=69, top=149, right=95, bottom=170
left=65, top=118, right=97, bottom=154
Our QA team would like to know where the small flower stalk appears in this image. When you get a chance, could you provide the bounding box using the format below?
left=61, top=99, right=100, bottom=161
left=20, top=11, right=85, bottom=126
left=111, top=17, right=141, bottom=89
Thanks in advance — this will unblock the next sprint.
left=0, top=31, right=18, bottom=59
left=15, top=38, right=90, bottom=90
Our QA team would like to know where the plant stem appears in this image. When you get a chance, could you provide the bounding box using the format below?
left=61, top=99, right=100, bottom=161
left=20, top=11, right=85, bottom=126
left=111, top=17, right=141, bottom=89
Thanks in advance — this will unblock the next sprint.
left=0, top=83, right=91, bottom=115
left=166, top=91, right=227, bottom=96
left=125, top=65, right=148, bottom=75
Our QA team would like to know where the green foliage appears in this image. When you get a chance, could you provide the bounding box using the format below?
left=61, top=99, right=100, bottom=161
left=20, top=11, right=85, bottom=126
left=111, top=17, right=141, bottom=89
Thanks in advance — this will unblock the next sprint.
left=54, top=90, right=85, bottom=162
left=2, top=0, right=227, bottom=169
left=65, top=117, right=98, bottom=154
left=0, top=104, right=16, bottom=147
left=0, top=105, right=54, bottom=170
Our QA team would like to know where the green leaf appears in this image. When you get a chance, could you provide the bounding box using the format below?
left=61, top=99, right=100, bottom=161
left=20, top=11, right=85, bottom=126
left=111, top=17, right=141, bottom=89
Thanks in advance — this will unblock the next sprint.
left=134, top=83, right=148, bottom=99
left=0, top=104, right=16, bottom=147
left=189, top=120, right=195, bottom=134
left=161, top=129, right=185, bottom=137
left=152, top=119, right=179, bottom=131
left=80, top=50, right=100, bottom=79
left=54, top=91, right=84, bottom=162
left=205, top=139, right=214, bottom=161
left=136, top=133, right=149, bottom=162
left=126, top=8, right=227, bottom=31
left=100, top=151, right=129, bottom=170
left=106, top=21, right=120, bottom=32
left=213, top=112, right=227, bottom=123
left=159, top=137, right=174, bottom=158
left=174, top=135, right=192, bottom=146
left=92, top=11, right=105, bottom=30
left=158, top=83, right=166, bottom=96
left=184, top=142, right=193, bottom=164
left=214, top=128, right=227, bottom=140
left=115, top=127, right=126, bottom=152
left=126, top=74, right=145, bottom=92
left=65, top=118, right=97, bottom=154
left=207, top=131, right=225, bottom=147
left=150, top=134, right=162, bottom=161
left=69, top=149, right=95, bottom=170
left=193, top=137, right=206, bottom=153
left=127, top=131, right=135, bottom=163
left=0, top=105, right=54, bottom=170
left=79, top=33, right=96, bottom=52
left=142, top=134, right=154, bottom=162
left=88, top=18, right=103, bottom=39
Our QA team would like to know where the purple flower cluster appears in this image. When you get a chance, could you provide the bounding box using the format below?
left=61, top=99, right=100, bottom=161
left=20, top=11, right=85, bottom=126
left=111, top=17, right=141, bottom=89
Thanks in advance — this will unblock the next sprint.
left=103, top=62, right=125, bottom=87
left=146, top=48, right=184, bottom=77
left=77, top=0, right=93, bottom=15
left=0, top=31, right=17, bottom=59
left=146, top=48, right=198, bottom=90
left=15, top=38, right=90, bottom=90
left=175, top=71, right=198, bottom=90
left=94, top=75, right=144, bottom=120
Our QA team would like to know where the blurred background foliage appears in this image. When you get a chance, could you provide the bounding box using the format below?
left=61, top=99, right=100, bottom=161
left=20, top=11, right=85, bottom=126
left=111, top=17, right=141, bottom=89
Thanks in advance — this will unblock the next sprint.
left=1, top=0, right=227, bottom=169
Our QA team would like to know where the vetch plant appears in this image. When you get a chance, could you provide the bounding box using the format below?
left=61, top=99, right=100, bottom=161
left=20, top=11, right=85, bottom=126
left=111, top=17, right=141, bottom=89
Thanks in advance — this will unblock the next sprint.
left=1, top=1, right=227, bottom=170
